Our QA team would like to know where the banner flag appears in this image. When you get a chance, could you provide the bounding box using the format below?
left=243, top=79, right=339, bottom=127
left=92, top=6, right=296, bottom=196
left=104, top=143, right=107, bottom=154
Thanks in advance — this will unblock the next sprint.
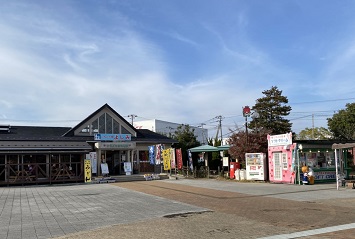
left=148, top=145, right=155, bottom=165
left=89, top=152, right=97, bottom=174
left=84, top=159, right=91, bottom=183
left=176, top=148, right=183, bottom=169
left=155, top=144, right=161, bottom=165
left=170, top=148, right=176, bottom=169
left=188, top=150, right=193, bottom=171
left=163, top=149, right=171, bottom=170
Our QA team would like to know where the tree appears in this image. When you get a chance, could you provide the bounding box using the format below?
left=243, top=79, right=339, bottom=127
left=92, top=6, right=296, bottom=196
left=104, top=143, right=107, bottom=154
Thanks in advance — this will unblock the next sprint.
left=173, top=124, right=201, bottom=164
left=328, top=103, right=355, bottom=140
left=227, top=128, right=270, bottom=167
left=248, top=86, right=292, bottom=135
left=296, top=127, right=332, bottom=140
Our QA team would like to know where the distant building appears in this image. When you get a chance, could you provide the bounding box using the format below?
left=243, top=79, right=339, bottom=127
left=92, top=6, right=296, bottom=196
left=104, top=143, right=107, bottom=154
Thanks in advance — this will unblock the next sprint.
left=134, top=119, right=208, bottom=144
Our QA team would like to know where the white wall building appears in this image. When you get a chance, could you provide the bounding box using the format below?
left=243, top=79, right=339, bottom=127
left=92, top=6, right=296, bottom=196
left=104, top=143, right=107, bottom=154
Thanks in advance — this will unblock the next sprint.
left=134, top=119, right=208, bottom=144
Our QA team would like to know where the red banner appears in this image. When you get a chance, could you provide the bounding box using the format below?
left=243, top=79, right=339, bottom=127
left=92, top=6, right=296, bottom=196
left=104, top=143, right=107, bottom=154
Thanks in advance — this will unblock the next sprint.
left=176, top=148, right=183, bottom=169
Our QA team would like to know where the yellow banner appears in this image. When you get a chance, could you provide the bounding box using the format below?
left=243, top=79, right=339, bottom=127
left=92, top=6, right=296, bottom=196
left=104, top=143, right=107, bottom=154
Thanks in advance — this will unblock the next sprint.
left=163, top=149, right=171, bottom=170
left=84, top=159, right=91, bottom=183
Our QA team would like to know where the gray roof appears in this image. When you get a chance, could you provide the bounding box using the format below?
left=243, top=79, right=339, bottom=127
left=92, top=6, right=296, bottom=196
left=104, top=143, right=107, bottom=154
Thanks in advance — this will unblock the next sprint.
left=0, top=126, right=176, bottom=142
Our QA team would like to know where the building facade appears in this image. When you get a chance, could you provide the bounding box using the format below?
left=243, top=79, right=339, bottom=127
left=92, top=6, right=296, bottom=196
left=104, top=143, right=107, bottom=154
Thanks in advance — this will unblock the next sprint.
left=0, top=104, right=176, bottom=185
left=134, top=119, right=208, bottom=144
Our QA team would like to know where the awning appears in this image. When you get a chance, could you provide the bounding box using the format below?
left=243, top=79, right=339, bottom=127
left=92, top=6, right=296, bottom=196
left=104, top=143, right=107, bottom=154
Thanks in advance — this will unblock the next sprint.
left=332, top=143, right=355, bottom=149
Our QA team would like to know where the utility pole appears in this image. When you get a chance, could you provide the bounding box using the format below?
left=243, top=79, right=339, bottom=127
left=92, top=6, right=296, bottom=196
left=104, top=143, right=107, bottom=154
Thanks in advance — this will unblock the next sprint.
left=215, top=116, right=223, bottom=145
left=127, top=114, right=137, bottom=125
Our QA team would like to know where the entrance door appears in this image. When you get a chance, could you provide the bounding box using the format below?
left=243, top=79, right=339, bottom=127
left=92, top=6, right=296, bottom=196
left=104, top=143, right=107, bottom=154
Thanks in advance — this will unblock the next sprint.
left=273, top=153, right=282, bottom=181
left=105, top=152, right=114, bottom=175
left=105, top=152, right=121, bottom=175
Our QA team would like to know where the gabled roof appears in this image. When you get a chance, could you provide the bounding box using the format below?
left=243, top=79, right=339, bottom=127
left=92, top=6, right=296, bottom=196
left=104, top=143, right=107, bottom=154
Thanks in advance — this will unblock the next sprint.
left=63, top=103, right=137, bottom=137
left=0, top=104, right=177, bottom=146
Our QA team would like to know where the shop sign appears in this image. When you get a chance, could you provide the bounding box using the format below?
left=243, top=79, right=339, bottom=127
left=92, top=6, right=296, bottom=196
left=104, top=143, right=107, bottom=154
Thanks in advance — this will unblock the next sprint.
left=268, top=133, right=292, bottom=146
left=94, top=133, right=131, bottom=141
left=124, top=162, right=132, bottom=175
left=95, top=142, right=136, bottom=150
left=84, top=159, right=91, bottom=183
left=88, top=152, right=97, bottom=174
left=223, top=157, right=229, bottom=167
left=315, top=171, right=336, bottom=180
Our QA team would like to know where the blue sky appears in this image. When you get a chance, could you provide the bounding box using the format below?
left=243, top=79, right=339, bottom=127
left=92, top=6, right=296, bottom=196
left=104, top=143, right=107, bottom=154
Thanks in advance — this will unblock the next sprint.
left=1, top=0, right=355, bottom=138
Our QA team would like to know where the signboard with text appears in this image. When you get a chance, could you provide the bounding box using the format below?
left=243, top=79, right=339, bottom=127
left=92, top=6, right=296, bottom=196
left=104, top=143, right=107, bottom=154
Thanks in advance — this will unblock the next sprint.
left=268, top=133, right=292, bottom=146
left=95, top=142, right=136, bottom=150
left=84, top=159, right=91, bottom=183
left=94, top=133, right=131, bottom=141
left=315, top=171, right=336, bottom=181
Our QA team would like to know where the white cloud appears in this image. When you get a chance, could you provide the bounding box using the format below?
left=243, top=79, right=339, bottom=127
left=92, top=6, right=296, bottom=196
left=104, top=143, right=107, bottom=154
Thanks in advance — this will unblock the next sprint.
left=2, top=1, right=354, bottom=138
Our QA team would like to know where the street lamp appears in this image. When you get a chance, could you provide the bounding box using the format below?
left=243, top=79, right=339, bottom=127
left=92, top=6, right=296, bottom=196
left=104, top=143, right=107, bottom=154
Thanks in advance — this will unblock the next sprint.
left=243, top=106, right=251, bottom=144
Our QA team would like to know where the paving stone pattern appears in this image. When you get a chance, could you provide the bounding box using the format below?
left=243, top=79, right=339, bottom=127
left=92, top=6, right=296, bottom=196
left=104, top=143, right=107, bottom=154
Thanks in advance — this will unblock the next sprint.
left=0, top=184, right=206, bottom=239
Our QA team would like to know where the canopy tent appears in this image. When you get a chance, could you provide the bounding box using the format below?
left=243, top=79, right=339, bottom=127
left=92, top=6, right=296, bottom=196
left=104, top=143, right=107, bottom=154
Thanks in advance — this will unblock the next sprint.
left=189, top=144, right=230, bottom=152
left=189, top=145, right=219, bottom=152
left=332, top=143, right=355, bottom=190
left=217, top=145, right=230, bottom=151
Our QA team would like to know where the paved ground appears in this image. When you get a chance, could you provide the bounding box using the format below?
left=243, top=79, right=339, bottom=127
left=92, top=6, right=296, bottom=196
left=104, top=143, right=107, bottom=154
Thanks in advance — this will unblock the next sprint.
left=0, top=179, right=354, bottom=239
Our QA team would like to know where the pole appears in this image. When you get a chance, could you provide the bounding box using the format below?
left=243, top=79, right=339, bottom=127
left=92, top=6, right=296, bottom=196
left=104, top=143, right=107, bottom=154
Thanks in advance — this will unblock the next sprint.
left=335, top=149, right=339, bottom=190
left=245, top=115, right=248, bottom=145
left=215, top=116, right=223, bottom=145
left=297, top=148, right=300, bottom=185
left=127, top=114, right=137, bottom=125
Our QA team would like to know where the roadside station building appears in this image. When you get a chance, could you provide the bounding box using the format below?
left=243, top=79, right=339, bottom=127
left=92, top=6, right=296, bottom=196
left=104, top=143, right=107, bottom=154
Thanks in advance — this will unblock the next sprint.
left=0, top=104, right=176, bottom=186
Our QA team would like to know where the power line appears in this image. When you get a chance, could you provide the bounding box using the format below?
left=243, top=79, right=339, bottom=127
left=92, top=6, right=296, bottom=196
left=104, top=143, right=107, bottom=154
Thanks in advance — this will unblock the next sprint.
left=290, top=97, right=355, bottom=105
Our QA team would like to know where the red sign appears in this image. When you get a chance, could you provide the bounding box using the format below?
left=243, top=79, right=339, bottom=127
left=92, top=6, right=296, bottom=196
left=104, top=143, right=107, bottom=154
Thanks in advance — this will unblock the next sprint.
left=243, top=106, right=251, bottom=117
left=176, top=148, right=183, bottom=169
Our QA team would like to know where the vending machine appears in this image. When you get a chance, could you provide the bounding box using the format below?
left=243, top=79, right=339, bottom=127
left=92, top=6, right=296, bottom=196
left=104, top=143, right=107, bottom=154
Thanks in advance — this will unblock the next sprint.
left=245, top=153, right=267, bottom=181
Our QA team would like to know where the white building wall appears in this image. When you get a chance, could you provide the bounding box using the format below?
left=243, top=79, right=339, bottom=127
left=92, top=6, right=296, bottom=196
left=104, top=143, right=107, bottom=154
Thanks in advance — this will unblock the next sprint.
left=134, top=119, right=208, bottom=144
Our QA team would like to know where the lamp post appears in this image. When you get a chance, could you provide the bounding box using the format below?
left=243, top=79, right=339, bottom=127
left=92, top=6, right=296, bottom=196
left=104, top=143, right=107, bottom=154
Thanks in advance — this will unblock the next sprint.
left=243, top=106, right=251, bottom=144
left=297, top=144, right=302, bottom=185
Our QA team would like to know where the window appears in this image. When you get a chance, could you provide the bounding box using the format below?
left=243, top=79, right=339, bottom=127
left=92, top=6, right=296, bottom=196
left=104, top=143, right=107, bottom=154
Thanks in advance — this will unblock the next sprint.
left=77, top=112, right=132, bottom=135
left=273, top=153, right=282, bottom=180
left=99, top=114, right=106, bottom=133
left=92, top=119, right=99, bottom=133
left=113, top=120, right=120, bottom=134
left=282, top=153, right=288, bottom=170
left=106, top=114, right=113, bottom=133
left=121, top=126, right=130, bottom=134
